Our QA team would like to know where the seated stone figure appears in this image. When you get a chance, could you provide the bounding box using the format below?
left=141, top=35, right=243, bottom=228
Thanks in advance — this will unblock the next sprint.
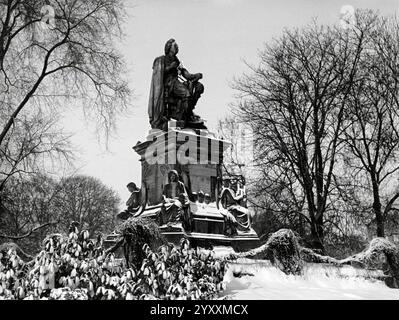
left=219, top=180, right=251, bottom=235
left=160, top=170, right=189, bottom=225
left=148, top=39, right=207, bottom=131
left=117, top=182, right=141, bottom=220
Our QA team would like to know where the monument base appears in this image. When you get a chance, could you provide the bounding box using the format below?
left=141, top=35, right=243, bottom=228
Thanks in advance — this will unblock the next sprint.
left=112, top=126, right=261, bottom=253
left=186, top=230, right=260, bottom=252
left=158, top=223, right=185, bottom=245
left=137, top=201, right=260, bottom=252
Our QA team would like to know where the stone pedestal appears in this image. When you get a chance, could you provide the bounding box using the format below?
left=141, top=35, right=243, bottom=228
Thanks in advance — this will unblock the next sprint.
left=131, top=124, right=260, bottom=252
left=133, top=126, right=231, bottom=206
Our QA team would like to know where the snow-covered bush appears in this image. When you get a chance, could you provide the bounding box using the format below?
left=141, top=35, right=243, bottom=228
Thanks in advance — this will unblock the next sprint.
left=0, top=223, right=227, bottom=300
left=0, top=247, right=26, bottom=300
left=341, top=237, right=399, bottom=288
left=265, top=229, right=303, bottom=275
left=115, top=217, right=166, bottom=268
left=230, top=229, right=303, bottom=275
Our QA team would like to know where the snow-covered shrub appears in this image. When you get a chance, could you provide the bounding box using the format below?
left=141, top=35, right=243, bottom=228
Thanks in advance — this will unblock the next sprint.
left=230, top=229, right=303, bottom=275
left=0, top=224, right=227, bottom=300
left=341, top=237, right=399, bottom=288
left=0, top=247, right=27, bottom=300
left=115, top=217, right=166, bottom=268
left=265, top=229, right=303, bottom=275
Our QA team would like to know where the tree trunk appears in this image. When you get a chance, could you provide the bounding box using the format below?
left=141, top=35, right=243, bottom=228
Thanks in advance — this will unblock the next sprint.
left=308, top=201, right=324, bottom=253
left=371, top=180, right=385, bottom=237
left=310, top=215, right=324, bottom=253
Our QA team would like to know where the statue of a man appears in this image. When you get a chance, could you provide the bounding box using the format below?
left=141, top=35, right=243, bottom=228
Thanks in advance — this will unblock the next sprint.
left=148, top=39, right=205, bottom=130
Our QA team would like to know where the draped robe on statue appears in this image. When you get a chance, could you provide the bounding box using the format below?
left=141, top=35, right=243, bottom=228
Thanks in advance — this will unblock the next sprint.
left=160, top=170, right=189, bottom=225
left=148, top=56, right=165, bottom=130
left=219, top=187, right=251, bottom=235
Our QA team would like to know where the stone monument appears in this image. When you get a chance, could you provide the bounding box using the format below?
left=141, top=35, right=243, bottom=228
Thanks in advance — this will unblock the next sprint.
left=124, top=39, right=259, bottom=251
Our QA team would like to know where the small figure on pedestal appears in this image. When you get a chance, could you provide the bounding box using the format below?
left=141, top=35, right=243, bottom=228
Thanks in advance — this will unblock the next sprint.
left=160, top=170, right=189, bottom=225
left=191, top=192, right=198, bottom=203
left=204, top=194, right=211, bottom=205
left=118, top=182, right=141, bottom=220
left=198, top=190, right=205, bottom=204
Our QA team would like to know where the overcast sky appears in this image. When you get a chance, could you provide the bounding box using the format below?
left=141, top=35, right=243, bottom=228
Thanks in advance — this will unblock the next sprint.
left=64, top=0, right=399, bottom=205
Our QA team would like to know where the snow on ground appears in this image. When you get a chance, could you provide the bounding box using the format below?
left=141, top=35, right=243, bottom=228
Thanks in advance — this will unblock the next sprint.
left=212, top=247, right=399, bottom=300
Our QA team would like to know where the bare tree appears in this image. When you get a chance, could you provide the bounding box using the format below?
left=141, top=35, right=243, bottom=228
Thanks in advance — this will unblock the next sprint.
left=0, top=0, right=130, bottom=147
left=217, top=116, right=306, bottom=239
left=344, top=14, right=399, bottom=237
left=53, top=175, right=120, bottom=236
left=0, top=0, right=130, bottom=241
left=0, top=110, right=72, bottom=243
left=251, top=159, right=307, bottom=236
left=0, top=110, right=72, bottom=191
left=233, top=15, right=370, bottom=251
left=0, top=174, right=61, bottom=254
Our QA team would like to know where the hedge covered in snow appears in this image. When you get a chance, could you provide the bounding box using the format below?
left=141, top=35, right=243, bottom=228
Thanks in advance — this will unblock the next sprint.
left=229, top=229, right=399, bottom=289
left=230, top=229, right=303, bottom=275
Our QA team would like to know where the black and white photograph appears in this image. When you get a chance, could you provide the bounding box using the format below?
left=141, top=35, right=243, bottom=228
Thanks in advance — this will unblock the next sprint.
left=1, top=0, right=399, bottom=307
